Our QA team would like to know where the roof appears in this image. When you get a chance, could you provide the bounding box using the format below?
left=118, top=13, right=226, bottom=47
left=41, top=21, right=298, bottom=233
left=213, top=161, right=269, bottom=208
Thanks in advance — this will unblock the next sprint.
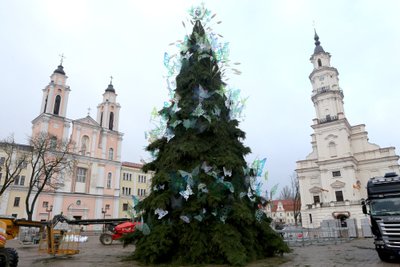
left=53, top=65, right=66, bottom=75
left=105, top=83, right=115, bottom=93
left=313, top=30, right=325, bottom=55
left=270, top=199, right=298, bottom=212
left=122, top=161, right=143, bottom=169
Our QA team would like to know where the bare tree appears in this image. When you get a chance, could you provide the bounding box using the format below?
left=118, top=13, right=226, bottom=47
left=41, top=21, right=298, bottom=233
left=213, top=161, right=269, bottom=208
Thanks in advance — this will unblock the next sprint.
left=278, top=173, right=301, bottom=225
left=0, top=136, right=30, bottom=196
left=25, top=133, right=75, bottom=220
left=279, top=185, right=292, bottom=200
left=291, top=173, right=301, bottom=225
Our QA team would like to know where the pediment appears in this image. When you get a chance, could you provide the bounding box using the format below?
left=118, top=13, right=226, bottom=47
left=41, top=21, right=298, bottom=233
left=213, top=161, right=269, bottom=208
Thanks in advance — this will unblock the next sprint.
left=74, top=116, right=100, bottom=127
left=330, top=180, right=345, bottom=189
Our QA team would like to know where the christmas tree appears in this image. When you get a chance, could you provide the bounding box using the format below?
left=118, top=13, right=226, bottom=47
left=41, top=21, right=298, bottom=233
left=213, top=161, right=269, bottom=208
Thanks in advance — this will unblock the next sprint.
left=124, top=5, right=289, bottom=265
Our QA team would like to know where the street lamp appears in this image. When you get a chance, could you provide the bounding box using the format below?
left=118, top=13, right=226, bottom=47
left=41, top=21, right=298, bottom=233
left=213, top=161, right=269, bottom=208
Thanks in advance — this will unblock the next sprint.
left=101, top=207, right=108, bottom=232
left=46, top=205, right=53, bottom=221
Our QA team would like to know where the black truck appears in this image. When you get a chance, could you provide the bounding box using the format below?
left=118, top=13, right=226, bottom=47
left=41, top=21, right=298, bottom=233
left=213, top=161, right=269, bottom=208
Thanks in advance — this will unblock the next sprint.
left=362, top=172, right=400, bottom=262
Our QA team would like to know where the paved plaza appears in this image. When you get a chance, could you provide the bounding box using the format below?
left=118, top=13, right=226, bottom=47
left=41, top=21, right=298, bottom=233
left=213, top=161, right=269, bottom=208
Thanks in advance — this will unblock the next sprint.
left=7, top=236, right=400, bottom=266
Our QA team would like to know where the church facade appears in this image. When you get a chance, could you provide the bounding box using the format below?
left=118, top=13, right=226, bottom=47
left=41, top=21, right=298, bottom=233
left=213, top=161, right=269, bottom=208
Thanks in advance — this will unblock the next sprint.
left=0, top=63, right=151, bottom=227
left=296, top=33, right=400, bottom=232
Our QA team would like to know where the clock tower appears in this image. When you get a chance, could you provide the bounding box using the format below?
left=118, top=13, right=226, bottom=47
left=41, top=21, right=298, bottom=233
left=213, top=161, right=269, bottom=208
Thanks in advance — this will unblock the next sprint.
left=309, top=31, right=345, bottom=124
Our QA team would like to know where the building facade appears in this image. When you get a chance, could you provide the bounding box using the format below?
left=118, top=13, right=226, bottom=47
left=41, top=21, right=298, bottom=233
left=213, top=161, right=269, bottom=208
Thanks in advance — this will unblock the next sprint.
left=296, top=32, right=400, bottom=232
left=0, top=63, right=152, bottom=227
left=264, top=200, right=297, bottom=226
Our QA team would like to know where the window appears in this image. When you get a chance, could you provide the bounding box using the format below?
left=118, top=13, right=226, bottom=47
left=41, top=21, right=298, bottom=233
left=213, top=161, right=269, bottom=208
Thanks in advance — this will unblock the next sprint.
left=100, top=112, right=103, bottom=126
left=123, top=203, right=128, bottom=211
left=43, top=201, right=49, bottom=208
left=13, top=197, right=20, bottom=207
left=138, top=175, right=146, bottom=183
left=317, top=58, right=322, bottom=67
left=50, top=136, right=57, bottom=149
left=44, top=96, right=48, bottom=113
left=109, top=112, right=114, bottom=130
left=335, top=191, right=344, bottom=202
left=11, top=214, right=17, bottom=218
left=123, top=172, right=132, bottom=181
left=105, top=204, right=110, bottom=210
left=54, top=95, right=61, bottom=115
left=13, top=175, right=25, bottom=186
left=332, top=171, right=341, bottom=177
left=107, top=173, right=112, bottom=189
left=108, top=148, right=114, bottom=160
left=329, top=142, right=337, bottom=157
left=313, top=195, right=320, bottom=204
left=309, top=214, right=313, bottom=223
left=0, top=157, right=5, bottom=166
left=137, top=188, right=146, bottom=196
left=76, top=167, right=87, bottom=183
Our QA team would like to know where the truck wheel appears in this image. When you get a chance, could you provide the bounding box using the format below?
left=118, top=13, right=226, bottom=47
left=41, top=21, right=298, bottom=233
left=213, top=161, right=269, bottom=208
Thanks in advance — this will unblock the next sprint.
left=5, top=248, right=18, bottom=267
left=377, top=250, right=396, bottom=262
left=99, top=233, right=113, bottom=245
left=0, top=248, right=10, bottom=267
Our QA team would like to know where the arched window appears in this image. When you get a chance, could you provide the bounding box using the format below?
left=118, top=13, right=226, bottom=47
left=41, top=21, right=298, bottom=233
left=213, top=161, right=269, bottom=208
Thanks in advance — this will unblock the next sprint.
left=107, top=173, right=112, bottom=189
left=109, top=112, right=114, bottom=130
left=100, top=112, right=103, bottom=127
left=317, top=59, right=322, bottom=67
left=54, top=95, right=61, bottom=115
left=81, top=135, right=89, bottom=155
left=108, top=148, right=114, bottom=160
left=329, top=142, right=337, bottom=157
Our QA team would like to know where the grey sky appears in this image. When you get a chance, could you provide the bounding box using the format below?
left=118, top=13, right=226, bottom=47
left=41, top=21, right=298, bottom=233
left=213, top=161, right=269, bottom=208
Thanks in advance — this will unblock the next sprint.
left=1, top=0, right=400, bottom=194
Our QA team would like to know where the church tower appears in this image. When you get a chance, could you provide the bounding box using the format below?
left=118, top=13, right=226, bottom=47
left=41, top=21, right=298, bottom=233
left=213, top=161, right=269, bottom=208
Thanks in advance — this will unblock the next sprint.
left=31, top=61, right=71, bottom=141
left=96, top=78, right=121, bottom=132
left=296, top=31, right=400, bottom=233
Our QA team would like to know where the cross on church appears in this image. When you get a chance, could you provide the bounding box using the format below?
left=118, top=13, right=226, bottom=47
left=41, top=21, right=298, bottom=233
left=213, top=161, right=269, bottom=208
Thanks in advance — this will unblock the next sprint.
left=110, top=75, right=113, bottom=85
left=87, top=107, right=91, bottom=116
left=59, top=53, right=66, bottom=65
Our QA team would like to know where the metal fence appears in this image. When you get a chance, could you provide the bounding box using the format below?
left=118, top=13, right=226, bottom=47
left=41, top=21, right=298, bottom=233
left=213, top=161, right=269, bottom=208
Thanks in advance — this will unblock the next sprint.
left=276, top=226, right=352, bottom=247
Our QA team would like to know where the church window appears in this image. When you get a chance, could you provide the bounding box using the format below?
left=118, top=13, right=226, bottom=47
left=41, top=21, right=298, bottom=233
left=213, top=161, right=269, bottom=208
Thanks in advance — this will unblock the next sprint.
left=50, top=136, right=57, bottom=149
left=81, top=135, right=89, bottom=155
left=109, top=112, right=114, bottom=130
left=332, top=170, right=341, bottom=177
left=76, top=167, right=87, bottom=183
left=309, top=214, right=313, bottom=223
left=54, top=95, right=61, bottom=115
left=313, top=195, right=320, bottom=204
left=100, top=112, right=103, bottom=126
left=107, top=173, right=112, bottom=189
left=317, top=58, right=322, bottom=67
left=329, top=142, right=337, bottom=157
left=108, top=148, right=114, bottom=160
left=335, top=191, right=344, bottom=202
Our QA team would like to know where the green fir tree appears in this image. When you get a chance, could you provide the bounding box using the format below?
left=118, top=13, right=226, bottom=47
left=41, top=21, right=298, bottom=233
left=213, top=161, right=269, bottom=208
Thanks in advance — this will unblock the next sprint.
left=123, top=5, right=289, bottom=266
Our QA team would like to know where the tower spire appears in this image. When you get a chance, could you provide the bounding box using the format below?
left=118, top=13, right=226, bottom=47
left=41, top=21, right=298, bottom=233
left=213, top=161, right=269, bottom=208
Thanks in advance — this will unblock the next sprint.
left=313, top=29, right=325, bottom=54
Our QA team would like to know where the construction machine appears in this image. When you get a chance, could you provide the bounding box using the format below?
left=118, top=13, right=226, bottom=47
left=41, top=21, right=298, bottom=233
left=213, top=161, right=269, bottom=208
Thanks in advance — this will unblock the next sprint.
left=0, top=214, right=136, bottom=267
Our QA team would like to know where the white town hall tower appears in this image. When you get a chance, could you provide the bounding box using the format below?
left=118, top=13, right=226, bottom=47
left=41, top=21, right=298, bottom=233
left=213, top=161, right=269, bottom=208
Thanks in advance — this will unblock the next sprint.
left=296, top=32, right=400, bottom=232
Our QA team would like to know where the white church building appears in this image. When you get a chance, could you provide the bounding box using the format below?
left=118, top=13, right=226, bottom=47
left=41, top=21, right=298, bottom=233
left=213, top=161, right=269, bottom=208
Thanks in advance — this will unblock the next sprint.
left=296, top=32, right=400, bottom=233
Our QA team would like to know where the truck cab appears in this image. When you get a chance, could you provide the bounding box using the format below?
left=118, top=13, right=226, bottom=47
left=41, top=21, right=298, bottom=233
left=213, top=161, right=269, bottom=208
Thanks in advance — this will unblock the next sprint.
left=362, top=172, right=400, bottom=262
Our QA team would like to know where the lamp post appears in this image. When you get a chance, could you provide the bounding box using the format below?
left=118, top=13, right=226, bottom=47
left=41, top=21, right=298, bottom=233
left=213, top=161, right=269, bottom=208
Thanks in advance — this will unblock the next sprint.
left=101, top=207, right=107, bottom=232
left=46, top=205, right=53, bottom=221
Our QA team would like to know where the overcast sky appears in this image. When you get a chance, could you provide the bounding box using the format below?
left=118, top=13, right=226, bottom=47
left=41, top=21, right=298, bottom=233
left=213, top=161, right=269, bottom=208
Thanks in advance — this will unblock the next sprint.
left=1, top=0, right=400, bottom=194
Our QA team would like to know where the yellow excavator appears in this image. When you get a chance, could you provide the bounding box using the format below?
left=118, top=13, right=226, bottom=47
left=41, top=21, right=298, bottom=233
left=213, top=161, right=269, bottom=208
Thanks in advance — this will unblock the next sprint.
left=0, top=215, right=132, bottom=267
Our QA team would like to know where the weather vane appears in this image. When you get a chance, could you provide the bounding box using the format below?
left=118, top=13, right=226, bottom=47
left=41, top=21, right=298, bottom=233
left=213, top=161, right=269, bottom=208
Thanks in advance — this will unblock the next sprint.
left=59, top=53, right=66, bottom=65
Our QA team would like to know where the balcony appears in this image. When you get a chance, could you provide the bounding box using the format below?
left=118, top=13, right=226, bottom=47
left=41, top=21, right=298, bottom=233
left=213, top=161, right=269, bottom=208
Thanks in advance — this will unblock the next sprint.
left=319, top=115, right=338, bottom=124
